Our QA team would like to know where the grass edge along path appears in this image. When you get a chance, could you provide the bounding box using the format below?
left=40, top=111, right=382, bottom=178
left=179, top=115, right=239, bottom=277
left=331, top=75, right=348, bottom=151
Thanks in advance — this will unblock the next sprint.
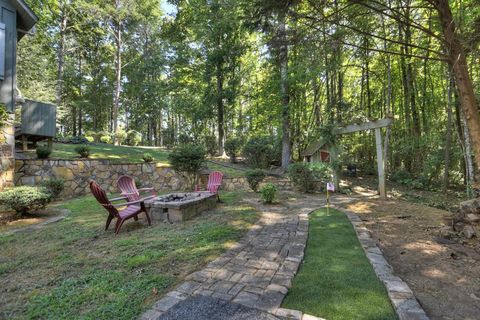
left=282, top=208, right=397, bottom=320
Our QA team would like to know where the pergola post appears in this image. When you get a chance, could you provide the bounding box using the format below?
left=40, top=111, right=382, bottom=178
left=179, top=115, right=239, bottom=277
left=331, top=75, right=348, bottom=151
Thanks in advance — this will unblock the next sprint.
left=375, top=128, right=386, bottom=199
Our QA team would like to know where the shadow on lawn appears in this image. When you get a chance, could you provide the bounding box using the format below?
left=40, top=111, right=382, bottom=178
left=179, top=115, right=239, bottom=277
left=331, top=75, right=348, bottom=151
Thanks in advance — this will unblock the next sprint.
left=0, top=191, right=257, bottom=320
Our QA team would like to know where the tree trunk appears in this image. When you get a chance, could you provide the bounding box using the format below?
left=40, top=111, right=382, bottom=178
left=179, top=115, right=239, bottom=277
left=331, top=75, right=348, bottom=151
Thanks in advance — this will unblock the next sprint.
left=279, top=10, right=291, bottom=170
left=443, top=72, right=453, bottom=193
left=216, top=60, right=225, bottom=156
left=56, top=2, right=67, bottom=108
left=112, top=3, right=122, bottom=145
left=433, top=0, right=480, bottom=191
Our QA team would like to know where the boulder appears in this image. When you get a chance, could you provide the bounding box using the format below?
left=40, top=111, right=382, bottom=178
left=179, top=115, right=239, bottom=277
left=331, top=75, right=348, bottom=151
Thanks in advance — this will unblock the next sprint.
left=463, top=225, right=477, bottom=239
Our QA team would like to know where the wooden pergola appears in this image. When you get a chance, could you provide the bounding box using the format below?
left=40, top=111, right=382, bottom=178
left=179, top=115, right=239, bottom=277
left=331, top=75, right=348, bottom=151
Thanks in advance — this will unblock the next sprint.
left=332, top=118, right=393, bottom=199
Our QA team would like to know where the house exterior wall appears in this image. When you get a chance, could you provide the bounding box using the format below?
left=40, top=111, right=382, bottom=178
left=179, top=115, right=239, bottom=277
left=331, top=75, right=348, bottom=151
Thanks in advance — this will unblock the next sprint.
left=0, top=0, right=18, bottom=190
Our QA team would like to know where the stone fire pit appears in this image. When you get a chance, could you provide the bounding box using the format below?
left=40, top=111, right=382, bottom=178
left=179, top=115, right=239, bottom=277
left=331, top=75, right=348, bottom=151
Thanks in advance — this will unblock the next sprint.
left=144, top=192, right=217, bottom=223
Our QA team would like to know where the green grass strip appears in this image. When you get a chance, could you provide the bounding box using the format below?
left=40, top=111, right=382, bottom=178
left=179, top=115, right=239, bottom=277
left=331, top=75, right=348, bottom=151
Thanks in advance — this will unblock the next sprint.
left=282, top=208, right=397, bottom=320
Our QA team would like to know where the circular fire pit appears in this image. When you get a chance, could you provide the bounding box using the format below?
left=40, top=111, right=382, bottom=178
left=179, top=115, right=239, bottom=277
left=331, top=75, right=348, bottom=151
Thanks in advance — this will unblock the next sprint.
left=144, top=192, right=217, bottom=223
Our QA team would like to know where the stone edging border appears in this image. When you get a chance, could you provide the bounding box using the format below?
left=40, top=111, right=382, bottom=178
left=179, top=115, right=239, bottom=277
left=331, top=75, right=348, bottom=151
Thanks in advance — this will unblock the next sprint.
left=140, top=202, right=324, bottom=320
left=334, top=205, right=429, bottom=320
left=1, top=208, right=71, bottom=236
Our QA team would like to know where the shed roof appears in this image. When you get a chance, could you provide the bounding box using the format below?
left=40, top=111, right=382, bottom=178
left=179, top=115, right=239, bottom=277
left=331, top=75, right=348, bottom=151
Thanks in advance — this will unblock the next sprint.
left=301, top=138, right=329, bottom=157
left=13, top=0, right=38, bottom=38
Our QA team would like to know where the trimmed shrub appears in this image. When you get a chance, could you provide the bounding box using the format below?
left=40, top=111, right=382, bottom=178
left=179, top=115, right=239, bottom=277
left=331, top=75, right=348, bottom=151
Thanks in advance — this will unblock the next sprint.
left=41, top=178, right=65, bottom=199
left=142, top=153, right=154, bottom=163
left=114, top=128, right=128, bottom=145
left=260, top=183, right=277, bottom=204
left=100, top=131, right=112, bottom=144
left=204, top=135, right=218, bottom=156
left=391, top=169, right=412, bottom=183
left=75, top=145, right=90, bottom=158
left=55, top=135, right=89, bottom=144
left=245, top=169, right=266, bottom=192
left=126, top=130, right=142, bottom=146
left=168, top=144, right=206, bottom=188
left=0, top=186, right=51, bottom=215
left=242, top=136, right=275, bottom=168
left=225, top=138, right=243, bottom=163
left=36, top=146, right=51, bottom=159
left=288, top=162, right=332, bottom=193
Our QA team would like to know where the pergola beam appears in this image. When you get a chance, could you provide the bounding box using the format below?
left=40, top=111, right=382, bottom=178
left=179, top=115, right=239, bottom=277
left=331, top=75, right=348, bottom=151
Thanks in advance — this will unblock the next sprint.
left=330, top=117, right=392, bottom=199
left=335, top=118, right=393, bottom=135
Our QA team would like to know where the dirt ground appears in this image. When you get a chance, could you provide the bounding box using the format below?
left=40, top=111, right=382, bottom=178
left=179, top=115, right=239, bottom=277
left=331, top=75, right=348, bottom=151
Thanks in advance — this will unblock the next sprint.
left=0, top=208, right=60, bottom=232
left=339, top=198, right=480, bottom=320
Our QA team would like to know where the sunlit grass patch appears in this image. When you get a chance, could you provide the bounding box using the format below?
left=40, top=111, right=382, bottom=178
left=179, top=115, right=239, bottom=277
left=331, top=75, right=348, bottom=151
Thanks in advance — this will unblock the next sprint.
left=282, top=208, right=397, bottom=320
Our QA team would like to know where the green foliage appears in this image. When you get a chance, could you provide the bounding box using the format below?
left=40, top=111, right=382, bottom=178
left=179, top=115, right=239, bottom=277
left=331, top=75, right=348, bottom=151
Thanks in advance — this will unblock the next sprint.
left=245, top=169, right=266, bottom=192
left=115, top=128, right=128, bottom=145
left=168, top=144, right=206, bottom=188
left=203, top=135, right=218, bottom=156
left=391, top=169, right=412, bottom=183
left=315, top=123, right=337, bottom=145
left=243, top=136, right=275, bottom=168
left=99, top=131, right=112, bottom=144
left=260, top=183, right=277, bottom=204
left=288, top=162, right=332, bottom=193
left=41, top=178, right=65, bottom=199
left=126, top=130, right=142, bottom=146
left=225, top=138, right=243, bottom=163
left=142, top=153, right=154, bottom=163
left=74, top=145, right=90, bottom=158
left=0, top=186, right=51, bottom=215
left=0, top=103, right=8, bottom=130
left=36, top=146, right=52, bottom=159
left=55, top=136, right=90, bottom=144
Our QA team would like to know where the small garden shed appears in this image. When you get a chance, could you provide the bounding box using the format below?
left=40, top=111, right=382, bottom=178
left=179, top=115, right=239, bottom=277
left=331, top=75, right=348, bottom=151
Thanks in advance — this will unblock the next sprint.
left=301, top=138, right=335, bottom=164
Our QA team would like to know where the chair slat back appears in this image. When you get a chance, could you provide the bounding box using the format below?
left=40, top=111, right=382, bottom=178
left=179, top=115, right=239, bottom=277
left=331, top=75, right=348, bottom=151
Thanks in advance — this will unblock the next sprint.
left=89, top=181, right=119, bottom=217
left=117, top=176, right=140, bottom=201
left=207, top=171, right=223, bottom=193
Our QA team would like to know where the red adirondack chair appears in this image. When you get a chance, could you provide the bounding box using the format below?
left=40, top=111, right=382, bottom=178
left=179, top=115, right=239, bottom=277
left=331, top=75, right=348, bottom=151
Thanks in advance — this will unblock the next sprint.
left=195, top=171, right=223, bottom=200
left=89, top=180, right=151, bottom=235
left=117, top=175, right=156, bottom=202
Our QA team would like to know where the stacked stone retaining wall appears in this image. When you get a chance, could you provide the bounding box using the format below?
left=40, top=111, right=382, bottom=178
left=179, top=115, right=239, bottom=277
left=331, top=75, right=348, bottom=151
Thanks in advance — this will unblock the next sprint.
left=14, top=159, right=293, bottom=198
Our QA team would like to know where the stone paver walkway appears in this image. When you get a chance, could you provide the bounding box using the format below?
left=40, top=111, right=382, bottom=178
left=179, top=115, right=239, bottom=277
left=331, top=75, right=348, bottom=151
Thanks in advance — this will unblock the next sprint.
left=140, top=194, right=330, bottom=320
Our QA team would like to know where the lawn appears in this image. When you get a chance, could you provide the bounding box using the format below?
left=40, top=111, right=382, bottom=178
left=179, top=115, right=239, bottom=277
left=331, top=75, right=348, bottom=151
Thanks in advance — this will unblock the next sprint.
left=50, top=143, right=171, bottom=164
left=40, top=143, right=246, bottom=177
left=0, top=191, right=258, bottom=319
left=282, top=208, right=397, bottom=320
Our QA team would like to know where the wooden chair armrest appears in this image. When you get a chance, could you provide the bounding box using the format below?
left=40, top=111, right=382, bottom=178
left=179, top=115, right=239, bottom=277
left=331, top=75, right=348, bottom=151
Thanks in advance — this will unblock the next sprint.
left=109, top=196, right=128, bottom=202
left=113, top=199, right=144, bottom=208
left=138, top=188, right=154, bottom=191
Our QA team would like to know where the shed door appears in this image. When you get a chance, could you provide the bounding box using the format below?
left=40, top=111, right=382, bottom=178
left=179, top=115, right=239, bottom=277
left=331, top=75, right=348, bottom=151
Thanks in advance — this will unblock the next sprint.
left=0, top=6, right=15, bottom=112
left=320, top=151, right=330, bottom=162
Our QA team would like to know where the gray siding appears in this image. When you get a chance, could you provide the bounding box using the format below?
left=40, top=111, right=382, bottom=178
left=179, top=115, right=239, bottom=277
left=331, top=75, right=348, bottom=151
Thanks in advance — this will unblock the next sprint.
left=21, top=100, right=56, bottom=137
left=0, top=0, right=16, bottom=112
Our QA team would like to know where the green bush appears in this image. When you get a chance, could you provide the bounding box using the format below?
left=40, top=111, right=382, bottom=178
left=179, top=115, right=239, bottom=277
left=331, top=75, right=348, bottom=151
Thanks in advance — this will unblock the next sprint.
left=85, top=131, right=102, bottom=143
left=55, top=136, right=89, bottom=144
left=100, top=131, right=112, bottom=144
left=168, top=144, right=206, bottom=188
left=41, top=178, right=65, bottom=199
left=204, top=135, right=218, bottom=156
left=0, top=186, right=51, bottom=215
left=126, top=130, right=142, bottom=146
left=245, top=169, right=266, bottom=192
left=114, top=128, right=128, bottom=145
left=225, top=138, right=243, bottom=163
left=75, top=145, right=90, bottom=158
left=391, top=169, right=411, bottom=183
left=243, top=136, right=275, bottom=168
left=142, top=153, right=154, bottom=163
left=260, top=183, right=277, bottom=204
left=288, top=162, right=332, bottom=193
left=36, top=146, right=51, bottom=159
